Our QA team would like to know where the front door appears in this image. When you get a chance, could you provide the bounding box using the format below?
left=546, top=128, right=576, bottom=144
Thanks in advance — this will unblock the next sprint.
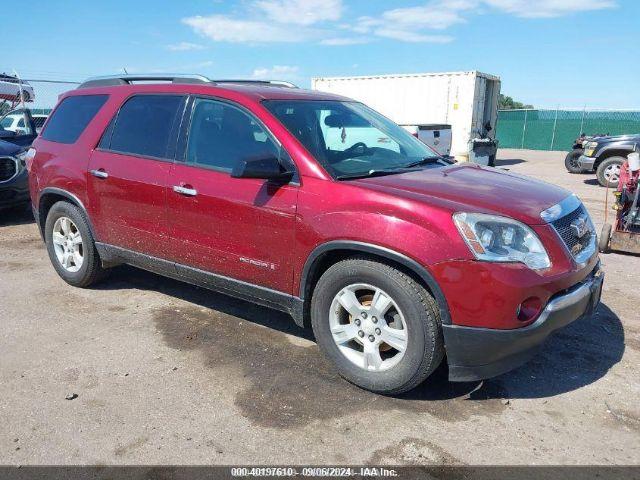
left=166, top=97, right=298, bottom=293
left=87, top=94, right=185, bottom=258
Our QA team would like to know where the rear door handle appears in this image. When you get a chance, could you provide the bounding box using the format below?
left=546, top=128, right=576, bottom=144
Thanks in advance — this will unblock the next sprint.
left=90, top=169, right=108, bottom=179
left=173, top=185, right=198, bottom=197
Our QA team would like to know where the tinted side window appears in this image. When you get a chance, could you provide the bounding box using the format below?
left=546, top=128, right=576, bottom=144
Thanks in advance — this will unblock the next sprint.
left=98, top=117, right=115, bottom=150
left=109, top=95, right=184, bottom=159
left=41, top=95, right=108, bottom=144
left=186, top=98, right=278, bottom=172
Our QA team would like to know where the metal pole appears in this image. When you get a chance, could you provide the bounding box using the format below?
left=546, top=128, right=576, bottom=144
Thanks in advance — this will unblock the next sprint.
left=550, top=107, right=559, bottom=150
left=579, top=105, right=586, bottom=135
left=521, top=109, right=528, bottom=149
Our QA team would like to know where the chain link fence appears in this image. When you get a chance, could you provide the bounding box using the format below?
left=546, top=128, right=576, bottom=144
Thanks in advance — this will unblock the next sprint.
left=496, top=108, right=640, bottom=151
left=0, top=78, right=80, bottom=118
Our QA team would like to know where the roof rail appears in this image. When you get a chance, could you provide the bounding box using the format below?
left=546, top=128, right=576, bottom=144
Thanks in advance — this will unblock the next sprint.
left=77, top=75, right=299, bottom=90
left=77, top=74, right=212, bottom=89
left=211, top=79, right=299, bottom=88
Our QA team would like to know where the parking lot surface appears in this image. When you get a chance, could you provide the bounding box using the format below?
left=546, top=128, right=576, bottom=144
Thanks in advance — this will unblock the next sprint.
left=1, top=149, right=639, bottom=465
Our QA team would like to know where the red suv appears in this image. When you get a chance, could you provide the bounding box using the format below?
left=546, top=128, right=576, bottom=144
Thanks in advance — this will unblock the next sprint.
left=28, top=75, right=604, bottom=394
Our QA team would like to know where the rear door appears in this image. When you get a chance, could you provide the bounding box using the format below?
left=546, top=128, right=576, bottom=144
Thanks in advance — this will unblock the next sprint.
left=87, top=94, right=186, bottom=258
left=166, top=97, right=298, bottom=293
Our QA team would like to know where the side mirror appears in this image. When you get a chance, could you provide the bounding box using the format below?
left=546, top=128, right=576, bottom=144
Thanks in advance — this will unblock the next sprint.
left=231, top=155, right=294, bottom=182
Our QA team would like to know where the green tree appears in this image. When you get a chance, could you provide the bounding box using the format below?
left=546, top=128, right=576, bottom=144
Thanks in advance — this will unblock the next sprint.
left=498, top=94, right=533, bottom=110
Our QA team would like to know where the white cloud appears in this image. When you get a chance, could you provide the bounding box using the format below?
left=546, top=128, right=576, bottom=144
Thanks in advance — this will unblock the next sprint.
left=183, top=0, right=617, bottom=46
left=252, top=65, right=300, bottom=79
left=183, top=15, right=309, bottom=43
left=320, top=37, right=370, bottom=46
left=166, top=41, right=205, bottom=51
left=484, top=0, right=616, bottom=18
left=350, top=1, right=470, bottom=43
left=254, top=0, right=343, bottom=26
left=379, top=4, right=470, bottom=30
left=375, top=30, right=454, bottom=43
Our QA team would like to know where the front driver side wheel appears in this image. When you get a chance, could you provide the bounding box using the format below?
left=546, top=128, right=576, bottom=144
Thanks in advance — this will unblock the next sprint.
left=311, top=258, right=444, bottom=394
left=564, top=149, right=584, bottom=173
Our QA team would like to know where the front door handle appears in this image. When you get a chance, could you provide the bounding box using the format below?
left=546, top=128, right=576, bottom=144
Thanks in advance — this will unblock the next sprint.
left=90, top=169, right=108, bottom=179
left=173, top=185, right=198, bottom=197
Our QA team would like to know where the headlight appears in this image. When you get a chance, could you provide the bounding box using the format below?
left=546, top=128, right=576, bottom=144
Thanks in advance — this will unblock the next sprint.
left=14, top=151, right=28, bottom=173
left=453, top=212, right=551, bottom=270
left=584, top=141, right=598, bottom=156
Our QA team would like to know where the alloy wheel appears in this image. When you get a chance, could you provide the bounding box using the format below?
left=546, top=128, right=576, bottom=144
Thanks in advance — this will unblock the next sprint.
left=329, top=283, right=408, bottom=372
left=604, top=164, right=621, bottom=184
left=52, top=216, right=84, bottom=273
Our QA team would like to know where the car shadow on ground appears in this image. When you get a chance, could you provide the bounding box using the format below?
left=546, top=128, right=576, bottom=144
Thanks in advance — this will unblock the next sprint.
left=97, top=265, right=315, bottom=341
left=0, top=205, right=34, bottom=227
left=584, top=178, right=602, bottom=186
left=495, top=158, right=526, bottom=167
left=462, top=303, right=624, bottom=400
left=96, top=265, right=624, bottom=404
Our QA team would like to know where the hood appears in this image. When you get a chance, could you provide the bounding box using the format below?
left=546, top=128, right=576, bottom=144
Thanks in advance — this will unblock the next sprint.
left=0, top=138, right=22, bottom=156
left=350, top=164, right=571, bottom=225
left=593, top=134, right=640, bottom=144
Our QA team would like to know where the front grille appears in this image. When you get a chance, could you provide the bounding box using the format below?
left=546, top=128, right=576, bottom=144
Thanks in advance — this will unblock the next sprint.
left=551, top=205, right=594, bottom=257
left=0, top=190, right=16, bottom=201
left=0, top=157, right=17, bottom=182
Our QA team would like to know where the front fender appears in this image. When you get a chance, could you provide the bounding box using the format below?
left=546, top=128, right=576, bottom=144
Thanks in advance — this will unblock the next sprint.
left=299, top=239, right=455, bottom=325
left=595, top=142, right=634, bottom=160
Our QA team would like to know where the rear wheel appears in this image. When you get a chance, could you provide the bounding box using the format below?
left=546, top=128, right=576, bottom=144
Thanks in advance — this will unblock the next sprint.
left=564, top=149, right=584, bottom=173
left=596, top=157, right=624, bottom=188
left=44, top=201, right=108, bottom=287
left=599, top=223, right=612, bottom=253
left=311, top=258, right=444, bottom=394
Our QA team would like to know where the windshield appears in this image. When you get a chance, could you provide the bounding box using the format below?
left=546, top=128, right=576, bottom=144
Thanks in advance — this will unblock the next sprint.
left=0, top=116, right=14, bottom=128
left=263, top=100, right=442, bottom=179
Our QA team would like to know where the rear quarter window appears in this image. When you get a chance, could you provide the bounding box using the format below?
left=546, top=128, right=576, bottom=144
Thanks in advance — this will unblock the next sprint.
left=41, top=94, right=108, bottom=144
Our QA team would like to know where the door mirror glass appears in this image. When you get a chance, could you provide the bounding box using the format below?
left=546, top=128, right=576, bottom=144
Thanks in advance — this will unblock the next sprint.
left=231, top=154, right=293, bottom=182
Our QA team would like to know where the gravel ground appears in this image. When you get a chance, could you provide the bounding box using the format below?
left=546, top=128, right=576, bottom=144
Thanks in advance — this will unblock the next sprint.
left=0, top=149, right=638, bottom=465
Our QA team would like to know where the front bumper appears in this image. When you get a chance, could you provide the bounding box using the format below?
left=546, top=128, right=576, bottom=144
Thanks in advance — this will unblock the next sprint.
left=578, top=155, right=596, bottom=171
left=443, top=265, right=604, bottom=382
left=0, top=169, right=30, bottom=208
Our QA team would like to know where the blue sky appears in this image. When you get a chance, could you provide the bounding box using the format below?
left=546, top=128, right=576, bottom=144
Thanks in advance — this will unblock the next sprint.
left=4, top=0, right=637, bottom=109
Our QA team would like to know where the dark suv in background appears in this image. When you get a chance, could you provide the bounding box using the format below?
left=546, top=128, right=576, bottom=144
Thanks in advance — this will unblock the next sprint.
left=579, top=134, right=640, bottom=187
left=0, top=110, right=37, bottom=210
left=28, top=74, right=603, bottom=394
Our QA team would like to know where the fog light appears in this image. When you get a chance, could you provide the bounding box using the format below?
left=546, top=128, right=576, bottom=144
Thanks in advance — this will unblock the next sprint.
left=517, top=297, right=542, bottom=323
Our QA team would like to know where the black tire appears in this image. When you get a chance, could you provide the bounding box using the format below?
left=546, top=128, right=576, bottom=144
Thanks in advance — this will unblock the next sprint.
left=564, top=149, right=584, bottom=173
left=599, top=223, right=612, bottom=253
left=310, top=258, right=444, bottom=395
left=596, top=157, right=625, bottom=188
left=44, top=201, right=108, bottom=287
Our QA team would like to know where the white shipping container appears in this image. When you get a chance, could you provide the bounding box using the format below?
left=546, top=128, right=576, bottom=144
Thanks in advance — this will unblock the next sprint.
left=311, top=71, right=501, bottom=159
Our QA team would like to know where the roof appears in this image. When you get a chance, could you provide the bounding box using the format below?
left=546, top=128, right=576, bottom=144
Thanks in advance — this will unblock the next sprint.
left=213, top=83, right=350, bottom=101
left=70, top=75, right=351, bottom=102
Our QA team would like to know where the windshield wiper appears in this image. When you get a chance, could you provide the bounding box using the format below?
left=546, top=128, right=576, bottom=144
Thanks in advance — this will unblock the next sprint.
left=402, top=156, right=441, bottom=169
left=336, top=168, right=410, bottom=181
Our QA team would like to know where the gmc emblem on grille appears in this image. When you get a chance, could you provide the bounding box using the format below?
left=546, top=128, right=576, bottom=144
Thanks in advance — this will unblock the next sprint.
left=570, top=216, right=590, bottom=239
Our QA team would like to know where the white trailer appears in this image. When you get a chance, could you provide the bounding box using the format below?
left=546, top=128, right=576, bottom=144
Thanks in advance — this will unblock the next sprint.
left=311, top=71, right=501, bottom=160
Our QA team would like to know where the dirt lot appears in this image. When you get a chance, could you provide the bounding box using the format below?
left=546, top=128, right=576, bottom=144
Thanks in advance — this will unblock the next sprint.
left=0, top=149, right=639, bottom=465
